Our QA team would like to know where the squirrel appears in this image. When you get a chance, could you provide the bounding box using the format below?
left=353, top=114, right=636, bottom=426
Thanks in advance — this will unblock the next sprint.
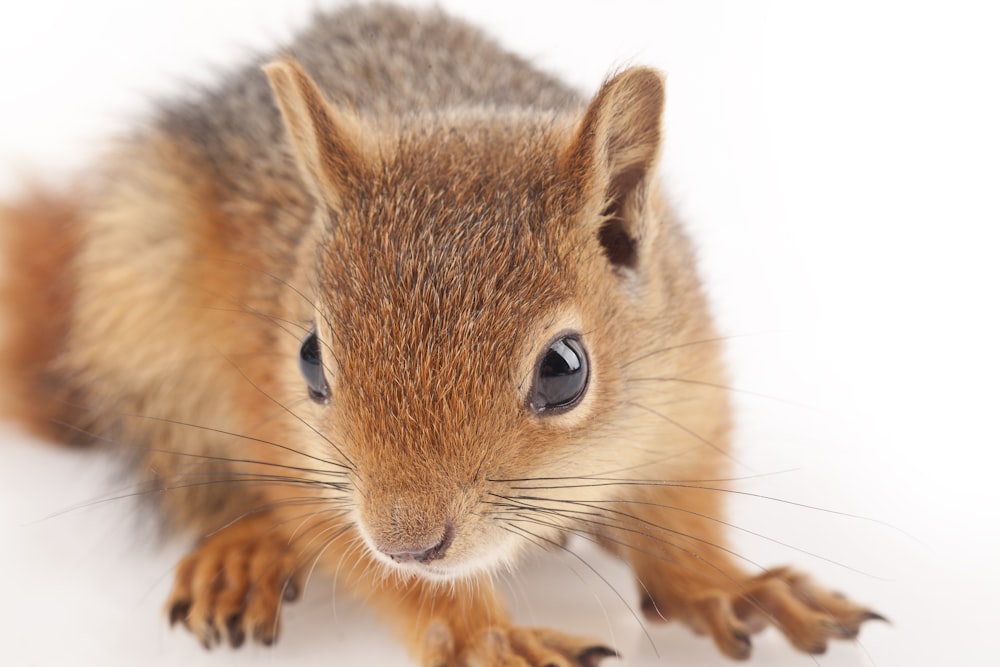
left=0, top=4, right=882, bottom=665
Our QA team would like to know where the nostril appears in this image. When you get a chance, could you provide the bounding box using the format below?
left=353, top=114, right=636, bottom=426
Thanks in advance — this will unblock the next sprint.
left=386, top=522, right=455, bottom=564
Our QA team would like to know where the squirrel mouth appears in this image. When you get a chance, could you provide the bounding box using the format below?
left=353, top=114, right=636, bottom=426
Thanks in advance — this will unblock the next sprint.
left=393, top=560, right=463, bottom=581
left=357, top=517, right=474, bottom=579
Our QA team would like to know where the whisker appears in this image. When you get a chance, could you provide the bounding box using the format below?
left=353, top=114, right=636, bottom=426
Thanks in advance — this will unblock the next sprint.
left=619, top=333, right=754, bottom=370
left=201, top=304, right=311, bottom=340
left=626, top=401, right=752, bottom=471
left=501, top=513, right=803, bottom=651
left=630, top=376, right=816, bottom=411
left=500, top=521, right=658, bottom=658
left=145, top=446, right=348, bottom=479
left=500, top=493, right=882, bottom=579
left=213, top=351, right=357, bottom=470
left=209, top=258, right=353, bottom=377
left=209, top=257, right=335, bottom=337
left=502, top=510, right=696, bottom=578
left=32, top=472, right=350, bottom=524
left=498, top=478, right=917, bottom=542
left=53, top=408, right=349, bottom=474
left=298, top=522, right=357, bottom=597
left=491, top=495, right=768, bottom=577
left=198, top=498, right=349, bottom=541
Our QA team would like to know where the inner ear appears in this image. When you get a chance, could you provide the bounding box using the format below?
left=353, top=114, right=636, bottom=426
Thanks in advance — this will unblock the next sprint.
left=566, top=67, right=666, bottom=271
left=598, top=197, right=640, bottom=268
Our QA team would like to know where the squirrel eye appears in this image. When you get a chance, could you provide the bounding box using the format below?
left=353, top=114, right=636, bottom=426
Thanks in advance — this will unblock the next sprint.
left=299, top=329, right=330, bottom=403
left=530, top=336, right=589, bottom=414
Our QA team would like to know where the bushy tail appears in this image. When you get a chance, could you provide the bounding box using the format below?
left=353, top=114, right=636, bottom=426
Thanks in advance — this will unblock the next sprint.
left=0, top=187, right=86, bottom=441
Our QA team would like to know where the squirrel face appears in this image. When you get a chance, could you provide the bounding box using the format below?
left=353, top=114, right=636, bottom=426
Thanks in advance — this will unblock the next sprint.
left=264, top=60, right=694, bottom=580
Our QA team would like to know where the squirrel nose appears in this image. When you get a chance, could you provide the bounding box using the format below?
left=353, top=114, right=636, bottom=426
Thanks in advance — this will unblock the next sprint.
left=384, top=523, right=455, bottom=564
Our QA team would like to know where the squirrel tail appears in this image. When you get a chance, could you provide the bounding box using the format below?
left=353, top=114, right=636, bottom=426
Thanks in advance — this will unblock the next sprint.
left=0, top=185, right=88, bottom=443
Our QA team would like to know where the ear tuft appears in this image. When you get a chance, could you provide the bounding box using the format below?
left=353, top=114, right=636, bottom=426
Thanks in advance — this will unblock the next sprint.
left=263, top=57, right=365, bottom=207
left=566, top=67, right=666, bottom=270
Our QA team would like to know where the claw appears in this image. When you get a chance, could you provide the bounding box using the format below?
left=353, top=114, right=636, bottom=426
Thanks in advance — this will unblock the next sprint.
left=209, top=622, right=222, bottom=647
left=805, top=640, right=828, bottom=655
left=225, top=613, right=245, bottom=648
left=864, top=610, right=889, bottom=624
left=640, top=594, right=668, bottom=622
left=831, top=621, right=859, bottom=640
left=577, top=645, right=619, bottom=667
left=282, top=578, right=300, bottom=602
left=253, top=621, right=277, bottom=647
left=166, top=517, right=300, bottom=649
left=169, top=600, right=191, bottom=627
left=728, top=629, right=752, bottom=661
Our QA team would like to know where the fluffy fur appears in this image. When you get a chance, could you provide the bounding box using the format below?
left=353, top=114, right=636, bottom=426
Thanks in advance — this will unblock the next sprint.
left=0, top=5, right=879, bottom=664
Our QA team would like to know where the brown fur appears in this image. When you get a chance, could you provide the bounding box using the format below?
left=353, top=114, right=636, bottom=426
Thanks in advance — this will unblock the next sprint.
left=0, top=187, right=85, bottom=440
left=0, top=5, right=879, bottom=665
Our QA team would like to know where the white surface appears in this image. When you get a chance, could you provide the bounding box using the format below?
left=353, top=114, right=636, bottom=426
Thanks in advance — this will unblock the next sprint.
left=2, top=1, right=998, bottom=666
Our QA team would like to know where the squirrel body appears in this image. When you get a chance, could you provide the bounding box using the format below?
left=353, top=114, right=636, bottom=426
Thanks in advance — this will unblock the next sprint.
left=0, top=5, right=878, bottom=664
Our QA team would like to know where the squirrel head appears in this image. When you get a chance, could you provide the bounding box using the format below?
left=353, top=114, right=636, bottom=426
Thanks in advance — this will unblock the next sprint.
left=263, top=59, right=713, bottom=580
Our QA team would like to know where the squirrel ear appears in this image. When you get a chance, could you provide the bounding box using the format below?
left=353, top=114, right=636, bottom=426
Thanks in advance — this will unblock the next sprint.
left=565, top=67, right=665, bottom=269
left=263, top=58, right=365, bottom=208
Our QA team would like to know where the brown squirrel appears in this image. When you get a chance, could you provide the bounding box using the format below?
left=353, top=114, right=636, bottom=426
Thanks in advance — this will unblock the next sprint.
left=0, top=5, right=881, bottom=665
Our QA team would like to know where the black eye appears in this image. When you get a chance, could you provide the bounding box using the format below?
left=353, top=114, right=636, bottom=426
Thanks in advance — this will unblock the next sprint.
left=530, top=336, right=589, bottom=414
left=299, top=329, right=330, bottom=403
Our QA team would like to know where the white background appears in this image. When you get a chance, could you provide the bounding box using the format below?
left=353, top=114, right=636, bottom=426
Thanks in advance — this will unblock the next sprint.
left=2, top=1, right=998, bottom=666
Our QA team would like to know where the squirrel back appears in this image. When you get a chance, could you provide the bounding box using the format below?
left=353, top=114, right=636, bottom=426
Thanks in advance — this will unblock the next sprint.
left=160, top=5, right=582, bottom=227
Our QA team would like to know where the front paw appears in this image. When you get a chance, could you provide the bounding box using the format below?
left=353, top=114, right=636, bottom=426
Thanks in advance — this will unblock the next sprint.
left=642, top=566, right=885, bottom=659
left=421, top=623, right=617, bottom=667
left=166, top=518, right=300, bottom=648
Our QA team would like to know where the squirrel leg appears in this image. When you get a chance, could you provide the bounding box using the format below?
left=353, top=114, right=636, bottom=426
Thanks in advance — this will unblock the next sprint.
left=166, top=509, right=618, bottom=664
left=166, top=513, right=303, bottom=648
left=358, top=574, right=617, bottom=667
left=606, top=487, right=884, bottom=659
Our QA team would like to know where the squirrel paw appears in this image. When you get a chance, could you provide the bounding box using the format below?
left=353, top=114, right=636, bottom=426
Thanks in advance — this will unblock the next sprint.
left=166, top=518, right=300, bottom=648
left=421, top=623, right=617, bottom=667
left=641, top=566, right=885, bottom=659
